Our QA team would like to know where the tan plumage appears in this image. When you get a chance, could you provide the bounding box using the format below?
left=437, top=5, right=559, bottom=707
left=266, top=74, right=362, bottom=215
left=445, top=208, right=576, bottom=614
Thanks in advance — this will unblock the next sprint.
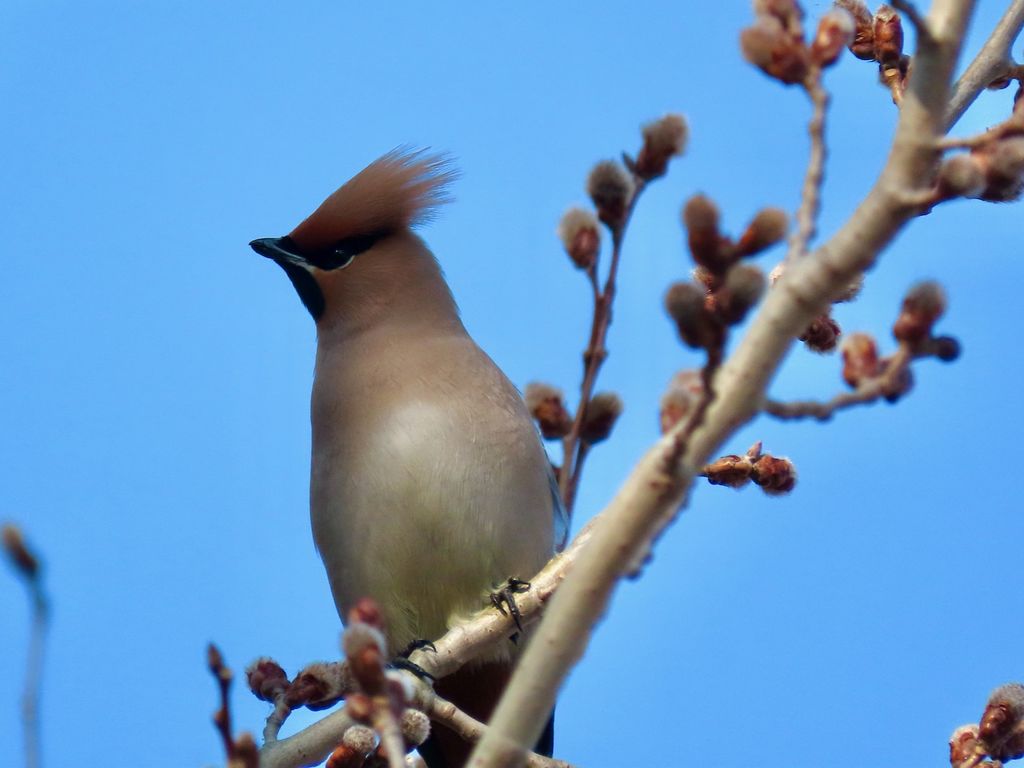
left=255, top=149, right=563, bottom=767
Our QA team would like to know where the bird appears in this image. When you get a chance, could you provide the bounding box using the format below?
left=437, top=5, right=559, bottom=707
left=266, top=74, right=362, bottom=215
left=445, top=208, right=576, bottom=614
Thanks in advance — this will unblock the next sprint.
left=250, top=149, right=568, bottom=767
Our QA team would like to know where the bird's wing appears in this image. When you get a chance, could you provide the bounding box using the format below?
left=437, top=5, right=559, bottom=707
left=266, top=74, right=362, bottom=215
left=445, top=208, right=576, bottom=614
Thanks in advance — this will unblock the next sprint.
left=549, top=464, right=570, bottom=552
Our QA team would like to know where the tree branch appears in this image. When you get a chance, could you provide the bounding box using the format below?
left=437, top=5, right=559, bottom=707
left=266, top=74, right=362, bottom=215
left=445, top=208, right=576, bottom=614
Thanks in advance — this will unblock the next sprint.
left=467, top=3, right=979, bottom=766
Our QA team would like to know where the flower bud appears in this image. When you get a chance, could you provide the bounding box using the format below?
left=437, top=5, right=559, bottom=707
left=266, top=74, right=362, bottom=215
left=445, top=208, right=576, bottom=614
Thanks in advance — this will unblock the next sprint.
left=750, top=454, right=797, bottom=495
left=234, top=733, right=259, bottom=768
left=401, top=709, right=432, bottom=747
left=246, top=658, right=290, bottom=702
left=937, top=154, right=987, bottom=199
left=949, top=724, right=981, bottom=768
left=704, top=454, right=753, bottom=488
left=893, top=281, right=945, bottom=344
left=872, top=5, right=903, bottom=66
left=286, top=662, right=347, bottom=711
left=740, top=15, right=810, bottom=85
left=753, top=0, right=804, bottom=34
left=659, top=370, right=705, bottom=434
left=735, top=207, right=788, bottom=257
left=800, top=313, right=841, bottom=353
left=524, top=382, right=573, bottom=440
left=2, top=523, right=39, bottom=578
left=580, top=392, right=623, bottom=444
left=587, top=161, right=634, bottom=227
left=636, top=113, right=689, bottom=180
left=665, top=282, right=719, bottom=349
left=557, top=207, right=601, bottom=270
left=931, top=335, right=961, bottom=362
left=977, top=136, right=1024, bottom=202
left=835, top=0, right=875, bottom=59
left=810, top=9, right=854, bottom=67
left=717, top=264, right=766, bottom=324
left=841, top=332, right=880, bottom=388
left=327, top=726, right=376, bottom=768
left=682, top=194, right=727, bottom=272
left=980, top=684, right=1024, bottom=755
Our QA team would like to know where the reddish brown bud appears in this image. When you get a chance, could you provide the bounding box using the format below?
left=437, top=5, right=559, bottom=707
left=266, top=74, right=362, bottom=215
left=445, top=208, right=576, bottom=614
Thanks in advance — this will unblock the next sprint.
left=754, top=0, right=805, bottom=34
left=893, top=280, right=946, bottom=344
left=233, top=733, right=259, bottom=768
left=980, top=684, right=1024, bottom=757
left=207, top=643, right=231, bottom=682
left=557, top=208, right=601, bottom=270
left=750, top=454, right=797, bottom=495
left=587, top=161, right=634, bottom=228
left=872, top=5, right=903, bottom=66
left=810, top=8, right=855, bottom=67
left=716, top=265, right=766, bottom=325
left=524, top=382, right=573, bottom=440
left=841, top=332, right=880, bottom=388
left=659, top=370, right=705, bottom=434
left=636, top=113, right=689, bottom=180
left=346, top=692, right=373, bottom=723
left=949, top=724, right=982, bottom=768
left=286, top=663, right=345, bottom=711
left=682, top=194, right=726, bottom=272
left=835, top=0, right=875, bottom=59
left=665, top=282, right=720, bottom=349
left=349, top=597, right=385, bottom=630
left=580, top=392, right=623, bottom=445
left=800, top=313, right=841, bottom=353
left=246, top=658, right=290, bottom=702
left=704, top=454, right=753, bottom=488
left=2, top=523, right=39, bottom=579
left=740, top=15, right=810, bottom=85
left=735, top=207, right=788, bottom=258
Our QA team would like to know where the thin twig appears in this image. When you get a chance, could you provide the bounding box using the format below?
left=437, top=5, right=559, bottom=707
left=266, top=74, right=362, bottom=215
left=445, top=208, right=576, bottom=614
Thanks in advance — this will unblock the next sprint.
left=559, top=178, right=648, bottom=514
left=763, top=345, right=913, bottom=421
left=263, top=694, right=292, bottom=744
left=787, top=68, right=829, bottom=261
left=373, top=708, right=408, bottom=768
left=946, top=0, right=1024, bottom=129
left=3, top=524, right=49, bottom=768
left=260, top=707, right=357, bottom=768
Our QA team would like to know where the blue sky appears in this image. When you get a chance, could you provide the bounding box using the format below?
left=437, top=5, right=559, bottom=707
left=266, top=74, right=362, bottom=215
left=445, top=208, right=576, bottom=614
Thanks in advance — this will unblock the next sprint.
left=2, top=2, right=1022, bottom=766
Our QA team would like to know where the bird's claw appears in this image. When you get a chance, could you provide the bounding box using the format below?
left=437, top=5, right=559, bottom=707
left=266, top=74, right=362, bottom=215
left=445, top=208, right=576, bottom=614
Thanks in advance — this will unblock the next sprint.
left=490, top=577, right=531, bottom=634
left=389, top=656, right=436, bottom=682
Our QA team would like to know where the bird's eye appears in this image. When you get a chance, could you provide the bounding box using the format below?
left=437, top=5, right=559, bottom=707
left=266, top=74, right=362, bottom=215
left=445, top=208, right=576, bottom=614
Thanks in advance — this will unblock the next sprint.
left=326, top=248, right=356, bottom=270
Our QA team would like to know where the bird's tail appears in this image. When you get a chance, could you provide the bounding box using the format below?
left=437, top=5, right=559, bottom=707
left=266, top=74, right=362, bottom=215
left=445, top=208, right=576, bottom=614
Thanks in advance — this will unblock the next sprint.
left=288, top=148, right=457, bottom=253
left=417, top=662, right=555, bottom=768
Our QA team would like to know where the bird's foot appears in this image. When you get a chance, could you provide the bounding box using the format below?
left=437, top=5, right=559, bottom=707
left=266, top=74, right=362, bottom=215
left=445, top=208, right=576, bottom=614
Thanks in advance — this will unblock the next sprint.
left=490, top=577, right=531, bottom=634
left=399, top=638, right=437, bottom=657
left=389, top=656, right=436, bottom=682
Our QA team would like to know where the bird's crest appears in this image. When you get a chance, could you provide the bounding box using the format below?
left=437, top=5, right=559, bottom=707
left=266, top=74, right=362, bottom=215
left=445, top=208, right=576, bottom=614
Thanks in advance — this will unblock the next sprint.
left=288, top=149, right=457, bottom=252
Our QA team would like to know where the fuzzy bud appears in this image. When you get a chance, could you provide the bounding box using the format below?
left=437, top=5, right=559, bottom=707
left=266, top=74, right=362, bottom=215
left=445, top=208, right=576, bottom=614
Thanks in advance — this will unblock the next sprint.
left=735, top=207, right=788, bottom=258
left=949, top=724, right=982, bottom=768
left=977, top=137, right=1024, bottom=202
left=524, top=382, right=573, bottom=440
left=342, top=622, right=387, bottom=664
left=2, top=523, right=39, bottom=579
left=636, top=114, right=689, bottom=180
left=557, top=207, right=601, bottom=270
left=751, top=454, right=797, bottom=495
left=841, top=332, right=880, bottom=388
left=665, top=282, right=719, bottom=349
left=800, top=313, right=841, bottom=353
left=937, top=154, right=987, bottom=199
left=893, top=281, right=946, bottom=344
left=810, top=8, right=854, bottom=67
left=233, top=733, right=259, bottom=768
left=717, top=265, right=766, bottom=324
left=740, top=15, right=810, bottom=85
left=346, top=692, right=373, bottom=722
left=349, top=597, right=385, bottom=630
left=580, top=392, right=623, bottom=444
left=286, top=662, right=346, bottom=711
left=401, top=709, right=432, bottom=747
left=704, top=454, right=753, bottom=488
left=753, top=0, right=805, bottom=34
left=682, top=194, right=727, bottom=272
left=659, top=370, right=705, bottom=434
left=835, top=0, right=875, bottom=59
left=327, top=726, right=376, bottom=768
left=587, top=161, right=634, bottom=228
left=872, top=5, right=903, bottom=65
left=980, top=684, right=1024, bottom=758
left=246, top=658, right=290, bottom=702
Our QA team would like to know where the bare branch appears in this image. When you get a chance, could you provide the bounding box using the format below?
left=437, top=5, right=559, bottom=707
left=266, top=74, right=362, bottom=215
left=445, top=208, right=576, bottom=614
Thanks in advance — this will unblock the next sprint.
left=467, top=2, right=978, bottom=765
left=946, top=0, right=1024, bottom=129
left=787, top=69, right=830, bottom=260
left=261, top=707, right=357, bottom=768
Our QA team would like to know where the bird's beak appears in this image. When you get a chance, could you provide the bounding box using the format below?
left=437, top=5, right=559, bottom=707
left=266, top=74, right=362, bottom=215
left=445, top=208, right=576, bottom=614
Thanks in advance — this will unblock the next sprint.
left=249, top=237, right=308, bottom=267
